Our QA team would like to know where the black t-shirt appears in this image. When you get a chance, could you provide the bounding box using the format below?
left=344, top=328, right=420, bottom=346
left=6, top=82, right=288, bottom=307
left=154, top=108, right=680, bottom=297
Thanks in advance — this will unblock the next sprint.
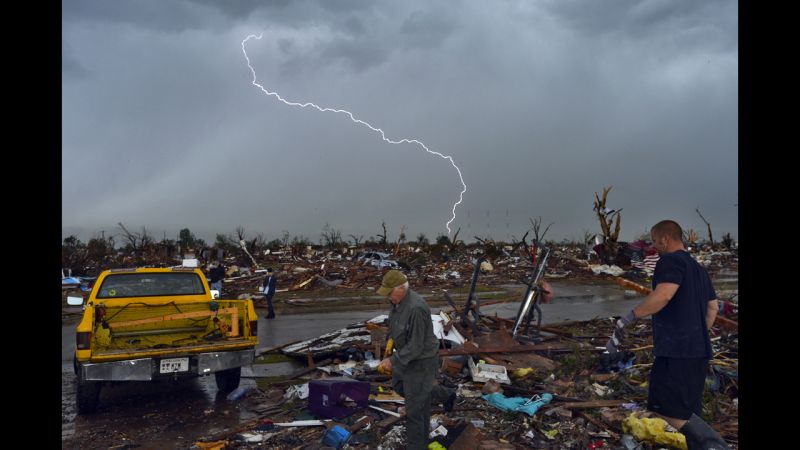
left=209, top=266, right=225, bottom=283
left=651, top=250, right=717, bottom=358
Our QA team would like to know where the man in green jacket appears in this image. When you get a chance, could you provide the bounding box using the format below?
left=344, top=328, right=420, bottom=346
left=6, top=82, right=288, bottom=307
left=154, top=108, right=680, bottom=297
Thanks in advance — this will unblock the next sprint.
left=377, top=270, right=456, bottom=450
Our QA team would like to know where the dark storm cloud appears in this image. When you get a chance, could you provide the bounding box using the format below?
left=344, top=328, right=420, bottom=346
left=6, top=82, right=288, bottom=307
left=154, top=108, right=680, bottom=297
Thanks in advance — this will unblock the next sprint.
left=62, top=0, right=221, bottom=33
left=318, top=39, right=390, bottom=73
left=62, top=0, right=737, bottom=245
left=188, top=0, right=275, bottom=19
left=62, top=41, right=89, bottom=79
left=544, top=0, right=736, bottom=41
left=340, top=16, right=368, bottom=37
left=400, top=10, right=457, bottom=49
left=274, top=5, right=459, bottom=78
left=62, top=0, right=371, bottom=32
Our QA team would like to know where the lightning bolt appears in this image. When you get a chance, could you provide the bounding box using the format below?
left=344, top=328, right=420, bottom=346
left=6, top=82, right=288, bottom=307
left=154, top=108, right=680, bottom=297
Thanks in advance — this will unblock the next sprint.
left=241, top=33, right=466, bottom=235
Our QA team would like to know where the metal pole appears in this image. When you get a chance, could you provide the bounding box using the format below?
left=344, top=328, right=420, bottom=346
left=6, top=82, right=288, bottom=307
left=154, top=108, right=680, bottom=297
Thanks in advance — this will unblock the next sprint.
left=512, top=247, right=549, bottom=336
left=463, top=256, right=484, bottom=323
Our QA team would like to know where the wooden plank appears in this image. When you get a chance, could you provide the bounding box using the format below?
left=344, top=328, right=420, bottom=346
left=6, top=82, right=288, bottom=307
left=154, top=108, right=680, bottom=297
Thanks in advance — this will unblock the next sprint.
left=255, top=339, right=303, bottom=357
left=348, top=416, right=374, bottom=433
left=109, top=307, right=240, bottom=337
left=527, top=319, right=588, bottom=329
left=110, top=309, right=220, bottom=327
left=490, top=316, right=589, bottom=333
left=538, top=326, right=575, bottom=337
left=439, top=342, right=599, bottom=356
left=500, top=385, right=583, bottom=403
left=291, top=277, right=315, bottom=290
left=369, top=405, right=401, bottom=417
left=615, top=277, right=652, bottom=295
left=285, top=358, right=333, bottom=380
left=559, top=400, right=625, bottom=409
left=577, top=410, right=620, bottom=440
left=377, top=413, right=405, bottom=430
left=714, top=315, right=738, bottom=331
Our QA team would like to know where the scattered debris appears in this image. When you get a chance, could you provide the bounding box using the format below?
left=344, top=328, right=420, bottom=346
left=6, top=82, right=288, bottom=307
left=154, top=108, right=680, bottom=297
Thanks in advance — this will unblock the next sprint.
left=622, top=412, right=688, bottom=450
left=482, top=392, right=553, bottom=415
left=63, top=228, right=737, bottom=449
left=468, top=358, right=511, bottom=384
left=282, top=383, right=309, bottom=400
left=198, top=300, right=738, bottom=449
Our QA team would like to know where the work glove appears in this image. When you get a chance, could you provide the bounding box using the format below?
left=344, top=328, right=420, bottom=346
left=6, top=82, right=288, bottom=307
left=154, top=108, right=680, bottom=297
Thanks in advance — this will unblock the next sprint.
left=616, top=310, right=637, bottom=329
left=605, top=310, right=636, bottom=353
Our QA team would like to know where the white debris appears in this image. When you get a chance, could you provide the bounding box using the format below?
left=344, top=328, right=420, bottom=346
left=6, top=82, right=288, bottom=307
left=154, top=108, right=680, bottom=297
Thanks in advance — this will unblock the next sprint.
left=283, top=383, right=309, bottom=400
left=589, top=264, right=626, bottom=276
left=429, top=425, right=448, bottom=439
left=378, top=425, right=407, bottom=450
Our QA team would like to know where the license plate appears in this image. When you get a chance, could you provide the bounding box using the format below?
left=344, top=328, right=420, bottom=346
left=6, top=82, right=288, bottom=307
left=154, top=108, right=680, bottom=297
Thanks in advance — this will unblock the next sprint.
left=159, top=357, right=189, bottom=374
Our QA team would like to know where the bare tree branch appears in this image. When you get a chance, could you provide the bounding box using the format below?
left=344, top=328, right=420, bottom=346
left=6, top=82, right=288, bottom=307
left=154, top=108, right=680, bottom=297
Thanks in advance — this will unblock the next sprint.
left=592, top=186, right=623, bottom=261
left=117, top=222, right=140, bottom=252
left=321, top=223, right=343, bottom=251
left=695, top=207, right=714, bottom=247
left=379, top=222, right=389, bottom=250
left=394, top=225, right=407, bottom=255
left=529, top=216, right=554, bottom=243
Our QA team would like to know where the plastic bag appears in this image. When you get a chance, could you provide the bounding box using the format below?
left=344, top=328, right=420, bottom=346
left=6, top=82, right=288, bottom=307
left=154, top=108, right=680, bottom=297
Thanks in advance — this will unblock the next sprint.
left=621, top=412, right=687, bottom=450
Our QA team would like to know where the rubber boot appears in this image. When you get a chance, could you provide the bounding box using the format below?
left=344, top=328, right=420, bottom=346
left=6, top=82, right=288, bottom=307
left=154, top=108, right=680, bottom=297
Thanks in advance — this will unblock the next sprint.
left=679, top=414, right=731, bottom=450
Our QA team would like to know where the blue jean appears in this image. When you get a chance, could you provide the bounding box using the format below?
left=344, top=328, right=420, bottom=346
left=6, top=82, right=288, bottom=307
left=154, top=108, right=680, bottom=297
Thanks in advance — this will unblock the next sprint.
left=392, top=356, right=453, bottom=450
left=265, top=294, right=275, bottom=316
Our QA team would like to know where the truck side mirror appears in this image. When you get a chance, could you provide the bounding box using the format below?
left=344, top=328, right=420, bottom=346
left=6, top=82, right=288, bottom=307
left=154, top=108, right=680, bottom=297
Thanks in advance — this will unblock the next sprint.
left=210, top=290, right=220, bottom=299
left=67, top=296, right=84, bottom=306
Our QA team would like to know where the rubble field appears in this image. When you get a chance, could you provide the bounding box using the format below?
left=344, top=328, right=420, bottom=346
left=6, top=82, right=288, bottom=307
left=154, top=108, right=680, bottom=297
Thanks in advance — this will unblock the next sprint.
left=188, top=306, right=737, bottom=449
left=63, top=242, right=738, bottom=317
left=63, top=242, right=738, bottom=449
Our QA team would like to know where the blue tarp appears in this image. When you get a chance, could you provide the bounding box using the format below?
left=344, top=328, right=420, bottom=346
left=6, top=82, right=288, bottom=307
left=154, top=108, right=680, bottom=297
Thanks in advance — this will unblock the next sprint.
left=482, top=392, right=553, bottom=416
left=62, top=276, right=95, bottom=291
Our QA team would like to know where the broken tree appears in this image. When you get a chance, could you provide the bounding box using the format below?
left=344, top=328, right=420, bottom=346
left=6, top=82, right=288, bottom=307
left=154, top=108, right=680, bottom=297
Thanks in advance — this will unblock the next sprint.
left=593, top=186, right=623, bottom=263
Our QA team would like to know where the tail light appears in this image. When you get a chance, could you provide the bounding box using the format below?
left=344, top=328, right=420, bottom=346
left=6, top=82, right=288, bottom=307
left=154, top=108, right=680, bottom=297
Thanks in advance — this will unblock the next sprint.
left=249, top=320, right=258, bottom=336
left=76, top=331, right=92, bottom=350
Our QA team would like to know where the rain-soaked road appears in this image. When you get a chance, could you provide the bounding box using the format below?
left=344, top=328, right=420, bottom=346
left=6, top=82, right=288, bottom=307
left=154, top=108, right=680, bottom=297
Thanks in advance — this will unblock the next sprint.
left=61, top=280, right=643, bottom=449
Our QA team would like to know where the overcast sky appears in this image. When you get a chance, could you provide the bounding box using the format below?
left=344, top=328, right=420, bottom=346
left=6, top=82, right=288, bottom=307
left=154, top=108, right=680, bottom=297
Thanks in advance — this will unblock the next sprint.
left=62, top=0, right=737, bottom=246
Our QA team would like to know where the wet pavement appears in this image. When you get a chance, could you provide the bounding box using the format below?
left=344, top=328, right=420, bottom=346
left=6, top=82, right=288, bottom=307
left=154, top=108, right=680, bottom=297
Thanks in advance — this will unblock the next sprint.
left=61, top=280, right=646, bottom=448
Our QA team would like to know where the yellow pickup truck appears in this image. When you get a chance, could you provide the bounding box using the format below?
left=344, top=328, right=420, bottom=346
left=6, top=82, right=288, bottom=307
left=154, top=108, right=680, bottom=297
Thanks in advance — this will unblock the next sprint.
left=70, top=267, right=258, bottom=414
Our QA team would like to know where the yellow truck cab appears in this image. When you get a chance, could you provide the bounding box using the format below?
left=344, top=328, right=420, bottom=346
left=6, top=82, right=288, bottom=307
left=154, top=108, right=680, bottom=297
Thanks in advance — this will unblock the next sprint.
left=72, top=267, right=258, bottom=414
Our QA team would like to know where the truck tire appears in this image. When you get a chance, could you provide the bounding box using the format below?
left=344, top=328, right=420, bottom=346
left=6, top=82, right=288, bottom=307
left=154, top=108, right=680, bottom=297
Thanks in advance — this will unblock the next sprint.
left=214, top=367, right=241, bottom=392
left=76, top=379, right=101, bottom=414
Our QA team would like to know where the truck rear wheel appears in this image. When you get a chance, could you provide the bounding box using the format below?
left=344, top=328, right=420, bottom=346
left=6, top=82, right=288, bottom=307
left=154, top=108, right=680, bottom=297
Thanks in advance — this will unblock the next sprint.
left=214, top=367, right=241, bottom=392
left=76, top=379, right=101, bottom=414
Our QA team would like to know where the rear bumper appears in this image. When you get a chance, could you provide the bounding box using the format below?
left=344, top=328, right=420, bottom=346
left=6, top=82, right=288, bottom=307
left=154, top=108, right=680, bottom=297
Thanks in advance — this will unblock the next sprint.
left=80, top=348, right=255, bottom=381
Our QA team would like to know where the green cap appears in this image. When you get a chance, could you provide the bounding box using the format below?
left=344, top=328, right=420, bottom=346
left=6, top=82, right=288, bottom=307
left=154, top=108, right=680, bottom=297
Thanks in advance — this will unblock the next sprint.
left=376, top=270, right=407, bottom=296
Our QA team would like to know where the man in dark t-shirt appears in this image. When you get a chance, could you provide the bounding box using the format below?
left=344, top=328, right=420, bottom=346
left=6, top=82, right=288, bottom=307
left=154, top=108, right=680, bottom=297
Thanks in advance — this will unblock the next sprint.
left=606, top=220, right=730, bottom=450
left=261, top=268, right=277, bottom=319
left=208, top=261, right=225, bottom=293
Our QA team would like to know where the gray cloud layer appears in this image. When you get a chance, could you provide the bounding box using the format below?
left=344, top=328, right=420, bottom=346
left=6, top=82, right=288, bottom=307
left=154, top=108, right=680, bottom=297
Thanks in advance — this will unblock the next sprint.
left=62, top=0, right=737, bottom=245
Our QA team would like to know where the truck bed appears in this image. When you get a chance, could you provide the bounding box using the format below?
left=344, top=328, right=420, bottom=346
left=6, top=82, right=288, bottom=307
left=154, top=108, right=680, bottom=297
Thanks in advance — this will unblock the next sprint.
left=91, top=299, right=255, bottom=360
